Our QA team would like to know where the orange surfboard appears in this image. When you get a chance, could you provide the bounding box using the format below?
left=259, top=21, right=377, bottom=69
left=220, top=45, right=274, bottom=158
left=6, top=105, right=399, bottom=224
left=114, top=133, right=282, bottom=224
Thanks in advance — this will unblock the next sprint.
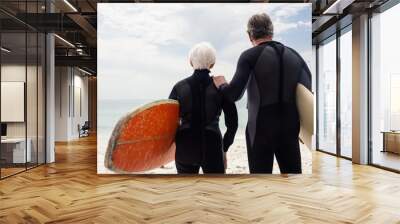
left=104, top=100, right=179, bottom=173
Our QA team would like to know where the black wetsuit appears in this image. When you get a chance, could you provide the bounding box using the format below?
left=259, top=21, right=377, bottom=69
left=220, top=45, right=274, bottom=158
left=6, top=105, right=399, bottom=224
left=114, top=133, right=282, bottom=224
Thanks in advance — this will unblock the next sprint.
left=169, top=69, right=238, bottom=174
left=220, top=41, right=312, bottom=174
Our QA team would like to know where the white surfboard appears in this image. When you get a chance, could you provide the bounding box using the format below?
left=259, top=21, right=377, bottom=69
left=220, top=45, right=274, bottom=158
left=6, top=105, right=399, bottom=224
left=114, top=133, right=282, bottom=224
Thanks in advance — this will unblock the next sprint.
left=296, top=83, right=314, bottom=150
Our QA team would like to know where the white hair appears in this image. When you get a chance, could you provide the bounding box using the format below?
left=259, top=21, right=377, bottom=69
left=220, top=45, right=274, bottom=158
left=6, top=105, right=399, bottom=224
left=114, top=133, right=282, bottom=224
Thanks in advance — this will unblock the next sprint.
left=188, top=42, right=216, bottom=70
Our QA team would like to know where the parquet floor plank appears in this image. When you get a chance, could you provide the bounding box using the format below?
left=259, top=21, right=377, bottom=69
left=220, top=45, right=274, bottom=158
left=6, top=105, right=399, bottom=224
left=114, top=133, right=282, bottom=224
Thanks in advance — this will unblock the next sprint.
left=1, top=135, right=400, bottom=223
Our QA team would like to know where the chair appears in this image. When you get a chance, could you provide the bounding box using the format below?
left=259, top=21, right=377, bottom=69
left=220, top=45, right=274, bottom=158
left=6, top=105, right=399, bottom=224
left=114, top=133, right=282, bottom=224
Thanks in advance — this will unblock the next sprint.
left=79, top=121, right=90, bottom=138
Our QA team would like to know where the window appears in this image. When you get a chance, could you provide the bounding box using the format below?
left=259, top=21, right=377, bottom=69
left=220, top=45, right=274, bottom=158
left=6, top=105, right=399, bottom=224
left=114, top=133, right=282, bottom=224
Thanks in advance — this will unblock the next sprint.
left=317, top=35, right=337, bottom=154
left=370, top=3, right=400, bottom=171
left=339, top=27, right=352, bottom=158
left=0, top=1, right=47, bottom=179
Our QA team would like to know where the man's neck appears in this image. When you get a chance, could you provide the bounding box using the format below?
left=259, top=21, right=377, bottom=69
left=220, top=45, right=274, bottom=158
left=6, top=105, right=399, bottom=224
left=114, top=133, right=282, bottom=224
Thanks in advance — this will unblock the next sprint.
left=253, top=37, right=273, bottom=46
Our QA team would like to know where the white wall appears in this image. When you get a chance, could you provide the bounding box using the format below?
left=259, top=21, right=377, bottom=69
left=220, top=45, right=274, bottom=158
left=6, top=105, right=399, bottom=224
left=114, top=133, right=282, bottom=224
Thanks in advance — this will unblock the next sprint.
left=1, top=65, right=39, bottom=138
left=55, top=66, right=69, bottom=141
left=1, top=65, right=26, bottom=138
left=1, top=63, right=46, bottom=163
left=55, top=67, right=89, bottom=141
left=70, top=72, right=89, bottom=138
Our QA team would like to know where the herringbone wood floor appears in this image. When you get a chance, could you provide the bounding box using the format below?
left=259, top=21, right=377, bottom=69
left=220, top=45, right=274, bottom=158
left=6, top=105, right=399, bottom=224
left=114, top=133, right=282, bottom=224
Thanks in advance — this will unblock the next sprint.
left=1, top=135, right=400, bottom=224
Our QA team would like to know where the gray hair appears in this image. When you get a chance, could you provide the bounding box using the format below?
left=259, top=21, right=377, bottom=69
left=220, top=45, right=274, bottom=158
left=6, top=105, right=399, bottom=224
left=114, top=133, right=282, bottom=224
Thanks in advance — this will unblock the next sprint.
left=189, top=42, right=216, bottom=70
left=247, top=13, right=274, bottom=40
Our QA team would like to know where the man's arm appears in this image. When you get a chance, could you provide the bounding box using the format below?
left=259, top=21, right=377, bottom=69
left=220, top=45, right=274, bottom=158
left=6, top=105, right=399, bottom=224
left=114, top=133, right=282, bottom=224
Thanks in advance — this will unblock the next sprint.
left=221, top=98, right=238, bottom=152
left=288, top=47, right=312, bottom=91
left=298, top=63, right=312, bottom=91
left=216, top=52, right=252, bottom=102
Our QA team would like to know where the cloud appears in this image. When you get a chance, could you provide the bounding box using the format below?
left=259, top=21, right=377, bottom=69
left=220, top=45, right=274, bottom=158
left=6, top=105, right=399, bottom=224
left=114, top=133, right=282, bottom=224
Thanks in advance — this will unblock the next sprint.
left=98, top=4, right=189, bottom=46
left=273, top=3, right=310, bottom=18
left=98, top=3, right=311, bottom=100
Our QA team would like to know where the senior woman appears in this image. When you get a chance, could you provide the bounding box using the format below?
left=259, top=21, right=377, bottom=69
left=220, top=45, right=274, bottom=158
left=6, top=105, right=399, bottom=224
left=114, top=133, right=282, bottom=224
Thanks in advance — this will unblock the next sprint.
left=169, top=42, right=238, bottom=174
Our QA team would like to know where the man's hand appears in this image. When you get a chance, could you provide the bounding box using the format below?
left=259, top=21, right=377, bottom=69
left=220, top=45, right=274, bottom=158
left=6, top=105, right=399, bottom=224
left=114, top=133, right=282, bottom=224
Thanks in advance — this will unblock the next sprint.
left=223, top=152, right=227, bottom=170
left=213, top=75, right=227, bottom=88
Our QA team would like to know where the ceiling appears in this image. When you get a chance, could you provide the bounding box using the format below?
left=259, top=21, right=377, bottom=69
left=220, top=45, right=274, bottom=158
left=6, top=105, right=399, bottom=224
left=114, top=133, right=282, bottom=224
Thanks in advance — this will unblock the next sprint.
left=0, top=0, right=395, bottom=75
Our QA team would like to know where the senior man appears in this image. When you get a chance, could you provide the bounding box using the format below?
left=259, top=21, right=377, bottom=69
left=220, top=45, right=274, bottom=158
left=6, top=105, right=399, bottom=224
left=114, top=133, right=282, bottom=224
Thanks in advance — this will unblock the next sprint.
left=213, top=13, right=312, bottom=174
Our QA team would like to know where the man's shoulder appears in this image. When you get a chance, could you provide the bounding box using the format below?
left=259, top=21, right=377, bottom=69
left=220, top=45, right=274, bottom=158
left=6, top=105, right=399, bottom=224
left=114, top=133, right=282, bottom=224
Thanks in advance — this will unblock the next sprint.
left=239, top=45, right=264, bottom=61
left=284, top=46, right=303, bottom=61
left=239, top=47, right=253, bottom=59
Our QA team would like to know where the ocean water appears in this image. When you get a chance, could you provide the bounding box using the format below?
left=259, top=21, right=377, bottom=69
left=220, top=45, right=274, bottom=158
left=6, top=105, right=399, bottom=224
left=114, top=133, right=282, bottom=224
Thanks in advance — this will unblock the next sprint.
left=98, top=98, right=248, bottom=140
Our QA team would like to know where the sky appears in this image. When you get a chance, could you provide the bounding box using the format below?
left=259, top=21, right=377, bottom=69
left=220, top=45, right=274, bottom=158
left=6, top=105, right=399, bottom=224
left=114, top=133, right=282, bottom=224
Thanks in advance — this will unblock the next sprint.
left=97, top=3, right=312, bottom=100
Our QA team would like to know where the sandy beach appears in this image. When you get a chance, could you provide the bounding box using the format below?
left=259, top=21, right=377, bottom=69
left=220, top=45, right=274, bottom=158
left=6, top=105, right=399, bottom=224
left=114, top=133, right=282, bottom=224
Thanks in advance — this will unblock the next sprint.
left=98, top=134, right=312, bottom=174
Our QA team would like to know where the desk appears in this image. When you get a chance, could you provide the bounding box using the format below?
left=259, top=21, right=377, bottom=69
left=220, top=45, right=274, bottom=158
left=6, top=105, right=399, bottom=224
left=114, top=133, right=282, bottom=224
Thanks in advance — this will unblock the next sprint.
left=1, top=138, right=31, bottom=163
left=382, top=131, right=400, bottom=154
